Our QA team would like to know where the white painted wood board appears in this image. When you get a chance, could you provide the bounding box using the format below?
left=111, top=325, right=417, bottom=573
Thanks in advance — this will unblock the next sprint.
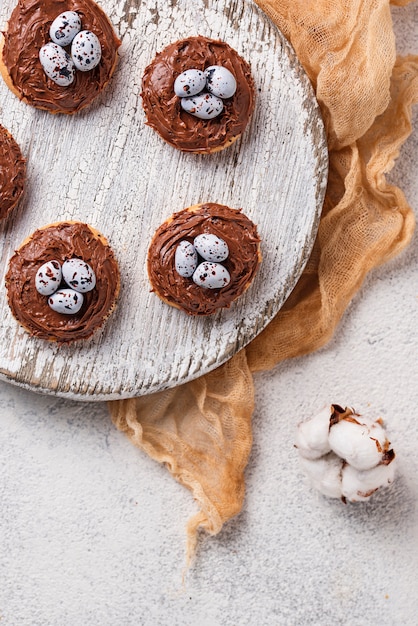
left=0, top=0, right=328, bottom=400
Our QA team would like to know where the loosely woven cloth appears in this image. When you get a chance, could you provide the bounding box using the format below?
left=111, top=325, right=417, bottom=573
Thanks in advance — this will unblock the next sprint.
left=109, top=0, right=418, bottom=562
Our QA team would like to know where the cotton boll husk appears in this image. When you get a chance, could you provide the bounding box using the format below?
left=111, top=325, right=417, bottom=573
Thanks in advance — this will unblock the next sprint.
left=341, top=460, right=396, bottom=502
left=328, top=417, right=388, bottom=470
left=299, top=453, right=344, bottom=499
left=295, top=405, right=332, bottom=459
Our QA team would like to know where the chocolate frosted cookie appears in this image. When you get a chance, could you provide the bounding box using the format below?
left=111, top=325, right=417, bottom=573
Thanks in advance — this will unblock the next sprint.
left=0, top=124, right=25, bottom=219
left=147, top=203, right=261, bottom=315
left=141, top=37, right=255, bottom=153
left=0, top=0, right=121, bottom=114
left=5, top=221, right=120, bottom=342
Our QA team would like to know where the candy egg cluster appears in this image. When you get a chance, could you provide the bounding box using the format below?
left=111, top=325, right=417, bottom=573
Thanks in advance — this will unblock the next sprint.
left=295, top=404, right=396, bottom=503
left=174, top=65, right=237, bottom=120
left=35, top=258, right=96, bottom=315
left=39, top=11, right=102, bottom=86
left=175, top=233, right=231, bottom=289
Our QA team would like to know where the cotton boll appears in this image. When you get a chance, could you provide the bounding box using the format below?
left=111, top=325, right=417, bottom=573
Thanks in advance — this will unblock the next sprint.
left=295, top=405, right=332, bottom=459
left=299, top=453, right=344, bottom=499
left=296, top=404, right=396, bottom=503
left=341, top=459, right=396, bottom=502
left=328, top=416, right=388, bottom=471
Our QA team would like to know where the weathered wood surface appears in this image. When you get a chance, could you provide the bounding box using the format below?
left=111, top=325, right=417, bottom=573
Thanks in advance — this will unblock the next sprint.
left=0, top=0, right=328, bottom=400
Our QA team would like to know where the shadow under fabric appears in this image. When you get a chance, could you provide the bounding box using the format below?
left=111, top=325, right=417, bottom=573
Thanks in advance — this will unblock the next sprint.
left=108, top=0, right=418, bottom=563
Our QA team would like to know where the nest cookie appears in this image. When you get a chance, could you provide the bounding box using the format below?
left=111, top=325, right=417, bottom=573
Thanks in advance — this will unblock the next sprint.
left=147, top=203, right=261, bottom=315
left=0, top=0, right=121, bottom=114
left=0, top=124, right=25, bottom=219
left=141, top=36, right=255, bottom=153
left=5, top=221, right=120, bottom=342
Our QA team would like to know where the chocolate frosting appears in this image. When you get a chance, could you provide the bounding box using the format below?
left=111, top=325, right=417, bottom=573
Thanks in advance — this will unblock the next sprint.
left=141, top=37, right=255, bottom=152
left=1, top=0, right=121, bottom=113
left=0, top=124, right=25, bottom=218
left=6, top=222, right=120, bottom=341
left=147, top=203, right=261, bottom=315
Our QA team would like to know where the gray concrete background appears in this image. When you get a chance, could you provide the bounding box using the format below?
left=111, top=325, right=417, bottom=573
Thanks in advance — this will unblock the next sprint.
left=1, top=4, right=417, bottom=625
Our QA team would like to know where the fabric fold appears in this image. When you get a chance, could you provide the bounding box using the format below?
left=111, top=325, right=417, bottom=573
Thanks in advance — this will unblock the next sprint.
left=109, top=349, right=254, bottom=560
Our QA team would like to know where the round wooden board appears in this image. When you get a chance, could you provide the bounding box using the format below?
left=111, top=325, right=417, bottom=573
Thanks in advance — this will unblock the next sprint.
left=0, top=0, right=328, bottom=401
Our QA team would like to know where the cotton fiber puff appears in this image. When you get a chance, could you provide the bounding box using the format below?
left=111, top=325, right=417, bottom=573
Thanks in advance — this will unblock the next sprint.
left=295, top=405, right=395, bottom=503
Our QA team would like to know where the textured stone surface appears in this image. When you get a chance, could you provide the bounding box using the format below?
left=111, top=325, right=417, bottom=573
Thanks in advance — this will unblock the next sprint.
left=0, top=3, right=417, bottom=625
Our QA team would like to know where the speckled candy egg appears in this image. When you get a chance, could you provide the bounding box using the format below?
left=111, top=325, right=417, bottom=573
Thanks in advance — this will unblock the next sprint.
left=48, top=288, right=84, bottom=314
left=35, top=260, right=62, bottom=296
left=39, top=42, right=76, bottom=86
left=193, top=262, right=231, bottom=289
left=180, top=92, right=224, bottom=120
left=205, top=65, right=237, bottom=99
left=62, top=258, right=96, bottom=293
left=71, top=30, right=102, bottom=71
left=174, top=69, right=206, bottom=97
left=49, top=11, right=81, bottom=47
left=193, top=233, right=229, bottom=263
left=175, top=240, right=198, bottom=278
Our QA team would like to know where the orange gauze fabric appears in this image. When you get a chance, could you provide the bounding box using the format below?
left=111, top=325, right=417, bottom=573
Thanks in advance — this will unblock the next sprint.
left=108, top=0, right=418, bottom=559
left=246, top=0, right=418, bottom=369
left=110, top=350, right=254, bottom=563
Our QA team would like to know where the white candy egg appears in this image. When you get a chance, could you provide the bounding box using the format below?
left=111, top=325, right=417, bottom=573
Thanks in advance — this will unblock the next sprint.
left=48, top=288, right=84, bottom=314
left=62, top=258, right=96, bottom=293
left=175, top=240, right=198, bottom=278
left=192, top=262, right=230, bottom=289
left=180, top=92, right=224, bottom=120
left=39, top=42, right=76, bottom=86
left=71, top=30, right=102, bottom=71
left=296, top=404, right=396, bottom=503
left=174, top=69, right=206, bottom=97
left=49, top=11, right=81, bottom=46
left=193, top=233, right=229, bottom=263
left=35, top=260, right=62, bottom=296
left=205, top=65, right=237, bottom=99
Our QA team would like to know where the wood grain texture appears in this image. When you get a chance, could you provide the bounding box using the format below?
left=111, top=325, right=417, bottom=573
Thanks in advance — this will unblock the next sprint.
left=0, top=0, right=328, bottom=400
